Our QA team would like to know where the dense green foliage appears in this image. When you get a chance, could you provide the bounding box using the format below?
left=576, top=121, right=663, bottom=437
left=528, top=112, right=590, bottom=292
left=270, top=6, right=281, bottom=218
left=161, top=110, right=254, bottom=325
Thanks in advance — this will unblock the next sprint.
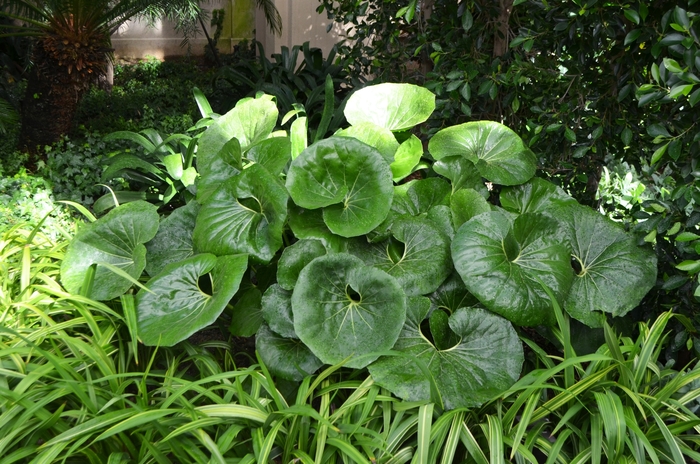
left=55, top=83, right=663, bottom=413
left=1, top=220, right=698, bottom=461
left=319, top=0, right=700, bottom=359
left=1, top=4, right=700, bottom=460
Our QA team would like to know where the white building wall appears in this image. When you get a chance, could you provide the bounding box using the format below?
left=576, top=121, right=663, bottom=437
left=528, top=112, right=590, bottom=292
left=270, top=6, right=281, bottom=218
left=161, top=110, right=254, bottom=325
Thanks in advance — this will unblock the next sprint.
left=255, top=0, right=345, bottom=57
left=111, top=0, right=256, bottom=59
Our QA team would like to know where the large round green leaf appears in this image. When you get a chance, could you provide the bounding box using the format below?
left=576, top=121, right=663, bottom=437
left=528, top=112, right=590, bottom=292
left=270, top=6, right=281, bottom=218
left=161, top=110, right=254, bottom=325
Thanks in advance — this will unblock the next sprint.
left=256, top=324, right=323, bottom=381
left=500, top=177, right=575, bottom=214
left=193, top=164, right=288, bottom=262
left=197, top=94, right=278, bottom=173
left=553, top=202, right=658, bottom=327
left=349, top=216, right=452, bottom=296
left=452, top=210, right=573, bottom=326
left=61, top=201, right=159, bottom=301
left=292, top=253, right=407, bottom=368
left=336, top=122, right=399, bottom=164
left=429, top=121, right=537, bottom=186
left=145, top=201, right=199, bottom=276
left=344, top=83, right=436, bottom=132
left=286, top=137, right=393, bottom=237
left=137, top=254, right=248, bottom=346
left=368, top=297, right=523, bottom=410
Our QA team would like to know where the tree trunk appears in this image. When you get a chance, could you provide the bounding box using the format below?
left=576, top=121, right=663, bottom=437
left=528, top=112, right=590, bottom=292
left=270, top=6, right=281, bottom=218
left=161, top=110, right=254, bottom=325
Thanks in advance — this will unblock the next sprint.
left=18, top=43, right=90, bottom=157
left=493, top=0, right=514, bottom=57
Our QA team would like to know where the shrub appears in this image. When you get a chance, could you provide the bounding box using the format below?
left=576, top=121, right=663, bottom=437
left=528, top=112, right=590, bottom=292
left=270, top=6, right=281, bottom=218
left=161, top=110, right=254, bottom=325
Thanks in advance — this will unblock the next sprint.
left=0, top=171, right=78, bottom=238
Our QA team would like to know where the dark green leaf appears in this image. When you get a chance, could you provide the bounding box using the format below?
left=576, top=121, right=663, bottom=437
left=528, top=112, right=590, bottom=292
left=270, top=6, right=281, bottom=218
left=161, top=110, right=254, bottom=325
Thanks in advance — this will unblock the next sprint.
left=137, top=254, right=248, bottom=346
left=61, top=201, right=159, bottom=300
left=257, top=324, right=323, bottom=381
left=369, top=297, right=523, bottom=409
left=194, top=164, right=288, bottom=262
left=286, top=137, right=393, bottom=237
left=145, top=201, right=200, bottom=276
left=452, top=210, right=572, bottom=326
left=292, top=253, right=407, bottom=368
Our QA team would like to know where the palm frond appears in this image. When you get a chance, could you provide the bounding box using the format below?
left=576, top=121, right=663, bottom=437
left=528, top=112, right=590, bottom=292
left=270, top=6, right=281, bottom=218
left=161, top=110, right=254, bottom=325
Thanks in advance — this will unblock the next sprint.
left=256, top=0, right=282, bottom=36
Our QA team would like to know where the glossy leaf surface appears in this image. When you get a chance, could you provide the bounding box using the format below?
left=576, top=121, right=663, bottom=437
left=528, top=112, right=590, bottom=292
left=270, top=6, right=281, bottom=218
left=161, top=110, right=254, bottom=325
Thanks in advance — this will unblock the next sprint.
left=61, top=201, right=159, bottom=300
left=429, top=121, right=537, bottom=185
left=292, top=253, right=406, bottom=368
left=277, top=239, right=327, bottom=290
left=261, top=284, right=297, bottom=339
left=500, top=177, right=575, bottom=214
left=349, top=216, right=451, bottom=296
left=286, top=137, right=393, bottom=237
left=137, top=254, right=248, bottom=346
left=194, top=164, right=288, bottom=262
left=145, top=201, right=199, bottom=276
left=197, top=95, right=278, bottom=172
left=452, top=210, right=572, bottom=326
left=256, top=324, right=323, bottom=381
left=369, top=297, right=523, bottom=409
left=555, top=203, right=658, bottom=327
left=344, top=83, right=436, bottom=131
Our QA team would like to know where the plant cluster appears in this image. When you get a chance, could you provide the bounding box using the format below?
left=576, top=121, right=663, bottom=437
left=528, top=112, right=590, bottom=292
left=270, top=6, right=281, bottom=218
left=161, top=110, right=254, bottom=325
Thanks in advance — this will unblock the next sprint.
left=0, top=170, right=76, bottom=237
left=1, top=193, right=698, bottom=462
left=318, top=0, right=700, bottom=360
left=56, top=83, right=660, bottom=415
left=76, top=57, right=211, bottom=135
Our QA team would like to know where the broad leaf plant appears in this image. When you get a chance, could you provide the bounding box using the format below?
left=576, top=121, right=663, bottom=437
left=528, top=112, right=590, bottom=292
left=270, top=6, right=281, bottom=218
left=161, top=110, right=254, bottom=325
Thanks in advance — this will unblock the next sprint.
left=60, top=83, right=657, bottom=410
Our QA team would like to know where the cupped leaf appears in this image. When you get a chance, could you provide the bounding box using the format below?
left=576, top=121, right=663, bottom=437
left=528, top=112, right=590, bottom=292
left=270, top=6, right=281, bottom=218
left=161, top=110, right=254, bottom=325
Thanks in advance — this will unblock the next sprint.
left=452, top=210, right=573, bottom=326
left=429, top=121, right=537, bottom=186
left=246, top=136, right=292, bottom=176
left=61, top=201, right=159, bottom=300
left=137, top=254, right=248, bottom=346
left=349, top=216, right=451, bottom=296
left=336, top=122, right=399, bottom=164
left=194, top=164, right=288, bottom=262
left=145, top=201, right=200, bottom=276
left=292, top=253, right=407, bottom=368
left=368, top=297, right=523, bottom=410
left=286, top=137, right=393, bottom=237
left=391, top=134, right=424, bottom=182
left=229, top=287, right=263, bottom=337
left=433, top=155, right=488, bottom=197
left=261, top=284, right=297, bottom=339
left=288, top=205, right=349, bottom=252
left=256, top=324, right=323, bottom=381
left=450, top=188, right=491, bottom=229
left=277, top=239, right=327, bottom=290
left=500, top=177, right=575, bottom=214
left=553, top=202, right=657, bottom=327
left=344, top=83, right=436, bottom=131
left=197, top=94, right=278, bottom=172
